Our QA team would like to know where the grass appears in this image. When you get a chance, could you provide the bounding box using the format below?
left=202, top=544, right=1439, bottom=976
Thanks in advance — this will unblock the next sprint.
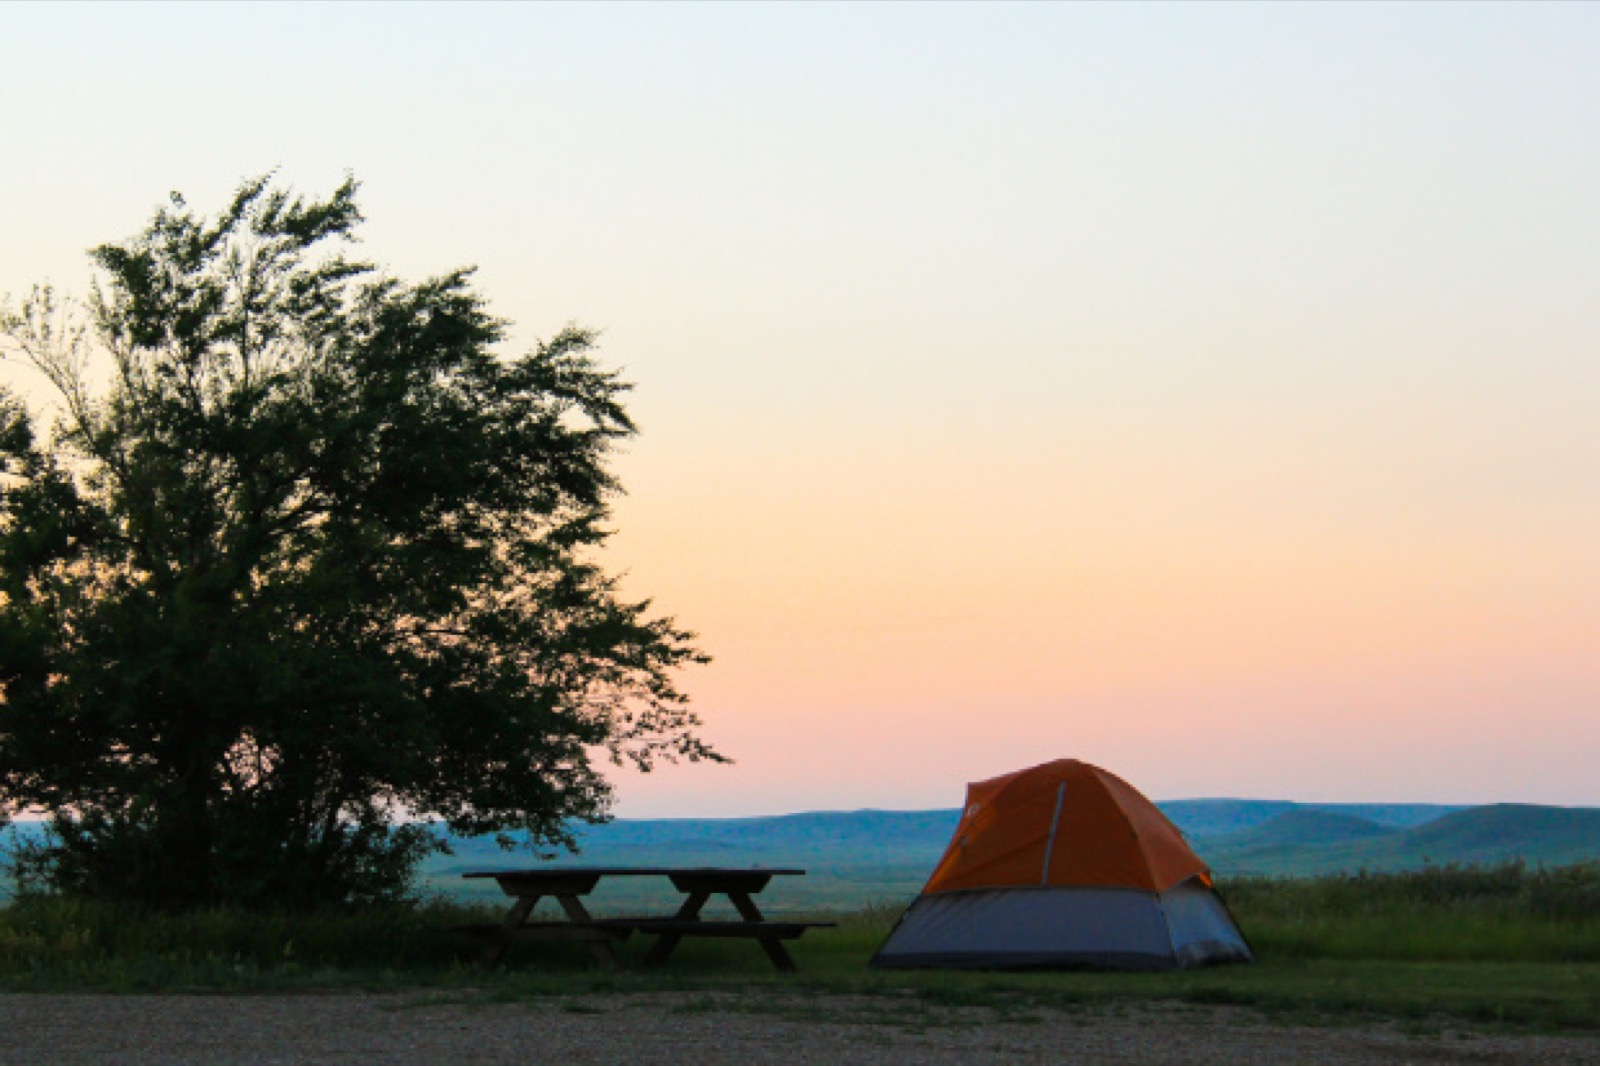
left=1224, top=861, right=1600, bottom=963
left=1, top=864, right=1598, bottom=1034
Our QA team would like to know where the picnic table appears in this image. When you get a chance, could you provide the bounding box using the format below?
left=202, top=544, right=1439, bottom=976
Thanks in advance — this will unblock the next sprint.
left=458, top=867, right=834, bottom=972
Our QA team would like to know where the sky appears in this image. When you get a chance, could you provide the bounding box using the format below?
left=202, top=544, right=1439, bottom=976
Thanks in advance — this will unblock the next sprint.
left=2, top=2, right=1596, bottom=816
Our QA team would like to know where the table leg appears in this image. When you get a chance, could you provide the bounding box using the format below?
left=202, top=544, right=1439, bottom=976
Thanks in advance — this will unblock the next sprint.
left=485, top=894, right=541, bottom=966
left=556, top=894, right=621, bottom=970
left=729, top=892, right=797, bottom=973
left=643, top=890, right=710, bottom=968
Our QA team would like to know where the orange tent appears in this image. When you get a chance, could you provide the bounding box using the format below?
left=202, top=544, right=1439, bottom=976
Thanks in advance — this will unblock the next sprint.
left=873, top=759, right=1252, bottom=971
left=924, top=758, right=1210, bottom=895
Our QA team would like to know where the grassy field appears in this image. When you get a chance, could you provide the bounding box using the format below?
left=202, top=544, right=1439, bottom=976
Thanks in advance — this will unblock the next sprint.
left=1, top=862, right=1598, bottom=1034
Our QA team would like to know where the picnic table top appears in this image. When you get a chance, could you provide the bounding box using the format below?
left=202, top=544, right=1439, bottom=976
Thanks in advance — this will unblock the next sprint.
left=462, top=866, right=806, bottom=880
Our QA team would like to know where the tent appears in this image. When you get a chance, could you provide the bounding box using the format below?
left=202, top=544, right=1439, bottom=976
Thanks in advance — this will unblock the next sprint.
left=871, top=759, right=1252, bottom=971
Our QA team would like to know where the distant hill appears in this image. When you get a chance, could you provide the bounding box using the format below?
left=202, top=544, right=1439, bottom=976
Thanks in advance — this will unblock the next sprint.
left=420, top=799, right=1596, bottom=908
left=1158, top=799, right=1467, bottom=839
left=7, top=800, right=1596, bottom=908
left=433, top=808, right=960, bottom=869
left=1205, top=804, right=1600, bottom=877
left=1403, top=804, right=1600, bottom=863
left=1205, top=808, right=1396, bottom=858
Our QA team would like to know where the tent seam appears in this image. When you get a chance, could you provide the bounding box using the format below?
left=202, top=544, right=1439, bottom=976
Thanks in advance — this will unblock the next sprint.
left=1039, top=782, right=1067, bottom=886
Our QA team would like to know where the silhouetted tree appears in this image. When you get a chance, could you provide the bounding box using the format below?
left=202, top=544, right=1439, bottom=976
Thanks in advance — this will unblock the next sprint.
left=0, top=175, right=719, bottom=910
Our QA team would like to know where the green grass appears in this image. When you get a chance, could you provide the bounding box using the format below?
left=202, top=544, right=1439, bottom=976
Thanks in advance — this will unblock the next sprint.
left=1224, top=862, right=1600, bottom=963
left=2, top=865, right=1598, bottom=1034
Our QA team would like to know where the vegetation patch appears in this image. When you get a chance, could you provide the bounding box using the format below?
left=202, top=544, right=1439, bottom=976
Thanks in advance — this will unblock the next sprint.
left=1, top=864, right=1597, bottom=1034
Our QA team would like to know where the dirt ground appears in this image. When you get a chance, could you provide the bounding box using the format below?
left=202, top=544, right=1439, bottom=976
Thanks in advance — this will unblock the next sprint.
left=2, top=992, right=1598, bottom=1065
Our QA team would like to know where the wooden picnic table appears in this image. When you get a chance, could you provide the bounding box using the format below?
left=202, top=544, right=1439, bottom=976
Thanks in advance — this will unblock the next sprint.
left=458, top=867, right=833, bottom=972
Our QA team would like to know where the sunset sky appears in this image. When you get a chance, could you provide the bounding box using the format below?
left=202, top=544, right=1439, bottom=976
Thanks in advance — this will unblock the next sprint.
left=3, top=3, right=1596, bottom=816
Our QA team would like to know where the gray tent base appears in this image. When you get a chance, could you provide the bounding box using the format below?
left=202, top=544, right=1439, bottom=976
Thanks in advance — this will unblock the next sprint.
left=871, top=878, right=1252, bottom=972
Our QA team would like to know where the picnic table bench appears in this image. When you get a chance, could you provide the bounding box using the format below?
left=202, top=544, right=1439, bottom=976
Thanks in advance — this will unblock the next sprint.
left=457, top=867, right=835, bottom=972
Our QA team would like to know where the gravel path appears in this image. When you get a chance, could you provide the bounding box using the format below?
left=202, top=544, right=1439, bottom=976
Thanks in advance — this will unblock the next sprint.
left=2, top=992, right=1597, bottom=1065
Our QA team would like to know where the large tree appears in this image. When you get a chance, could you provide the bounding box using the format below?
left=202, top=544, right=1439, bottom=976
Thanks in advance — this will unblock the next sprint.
left=0, top=176, right=719, bottom=910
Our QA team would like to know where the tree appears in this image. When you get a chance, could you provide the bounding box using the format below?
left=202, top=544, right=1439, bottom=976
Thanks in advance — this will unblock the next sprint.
left=0, top=176, right=720, bottom=910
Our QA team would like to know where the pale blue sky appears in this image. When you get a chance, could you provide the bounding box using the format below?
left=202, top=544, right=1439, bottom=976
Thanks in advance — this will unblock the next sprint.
left=3, top=3, right=1597, bottom=814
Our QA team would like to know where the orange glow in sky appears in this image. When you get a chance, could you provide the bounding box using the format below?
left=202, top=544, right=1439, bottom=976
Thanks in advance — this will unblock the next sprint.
left=3, top=3, right=1596, bottom=814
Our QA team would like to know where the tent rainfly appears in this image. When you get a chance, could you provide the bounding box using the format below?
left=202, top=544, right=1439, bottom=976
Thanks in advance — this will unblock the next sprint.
left=871, top=759, right=1253, bottom=971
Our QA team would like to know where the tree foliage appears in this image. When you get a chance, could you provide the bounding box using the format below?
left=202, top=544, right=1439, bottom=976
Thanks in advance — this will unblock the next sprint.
left=0, top=176, right=719, bottom=910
